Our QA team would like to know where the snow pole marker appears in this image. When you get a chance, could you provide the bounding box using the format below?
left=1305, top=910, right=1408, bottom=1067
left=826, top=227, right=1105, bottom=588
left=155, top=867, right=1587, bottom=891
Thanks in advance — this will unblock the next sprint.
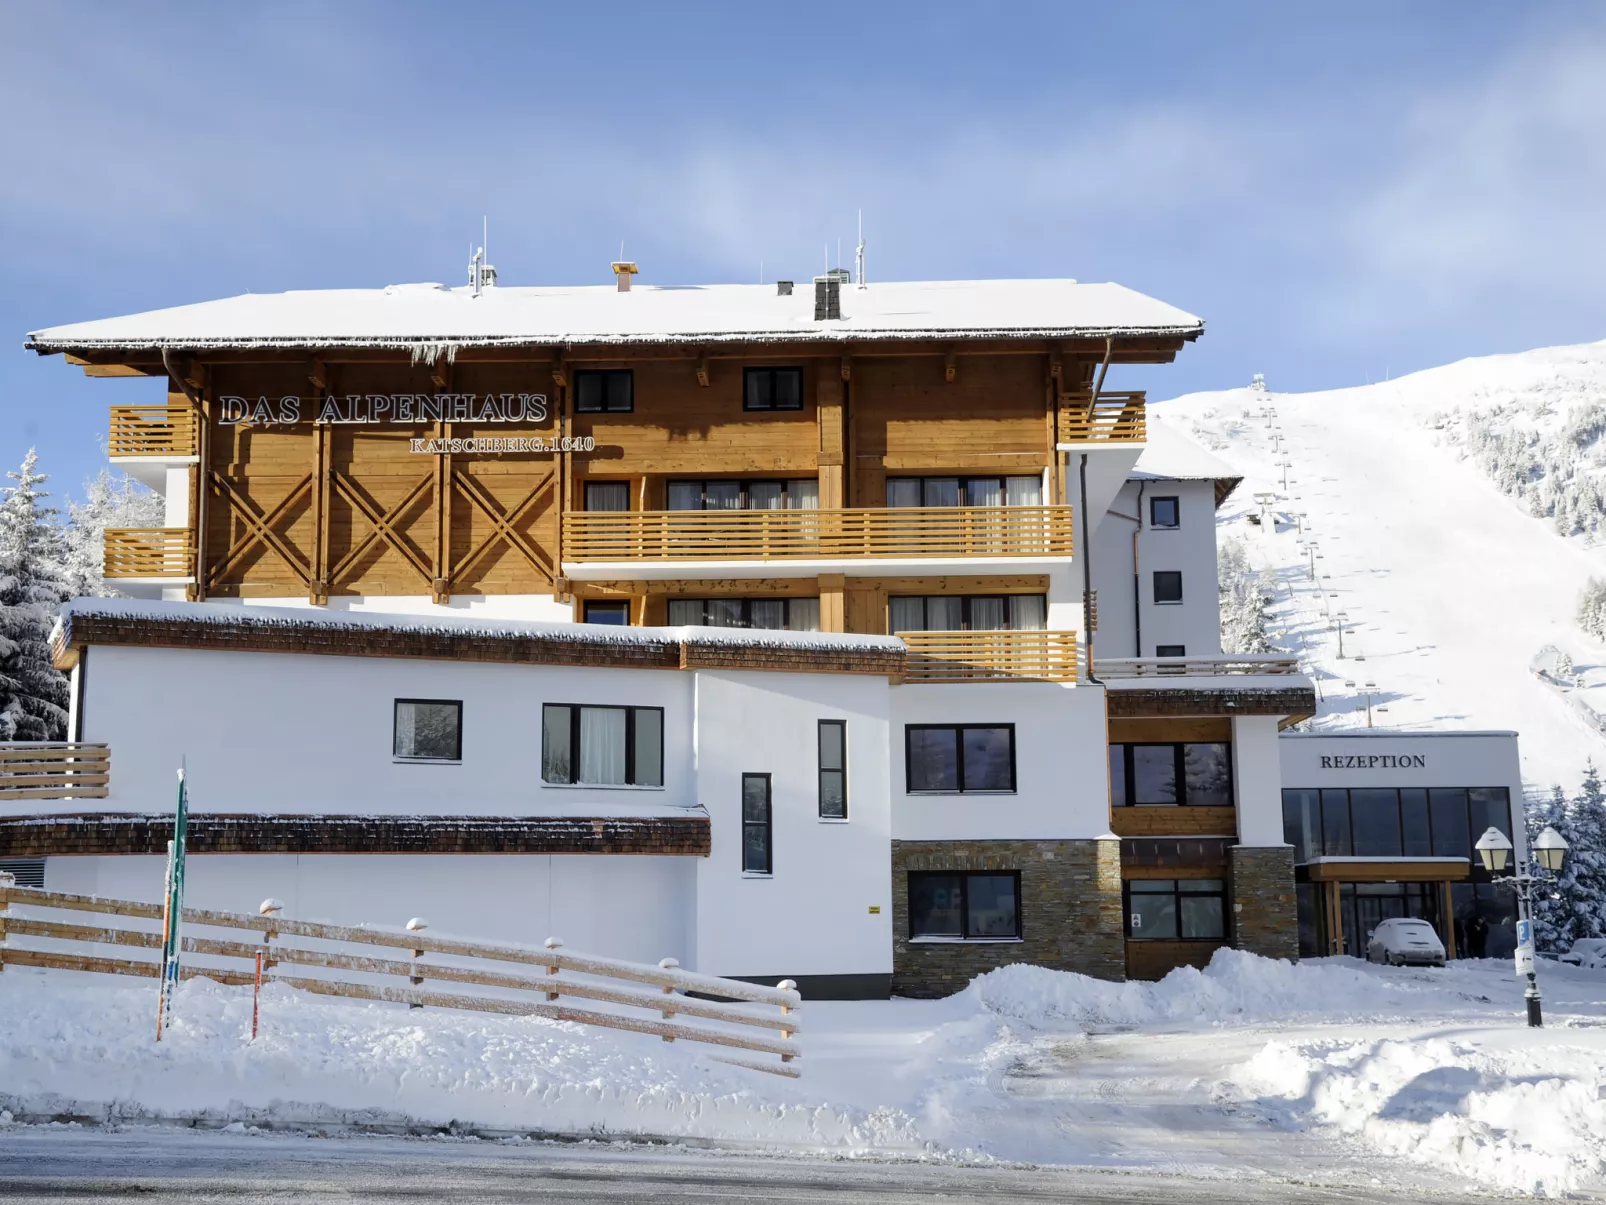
left=253, top=899, right=283, bottom=1043
left=155, top=838, right=174, bottom=1041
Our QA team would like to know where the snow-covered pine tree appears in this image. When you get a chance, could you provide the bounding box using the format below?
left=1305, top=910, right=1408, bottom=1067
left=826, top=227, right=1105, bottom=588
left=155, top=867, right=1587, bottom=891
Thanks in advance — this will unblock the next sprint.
left=1578, top=578, right=1606, bottom=642
left=1561, top=762, right=1606, bottom=942
left=63, top=468, right=165, bottom=598
left=1218, top=536, right=1279, bottom=655
left=0, top=450, right=71, bottom=740
left=1529, top=785, right=1572, bottom=950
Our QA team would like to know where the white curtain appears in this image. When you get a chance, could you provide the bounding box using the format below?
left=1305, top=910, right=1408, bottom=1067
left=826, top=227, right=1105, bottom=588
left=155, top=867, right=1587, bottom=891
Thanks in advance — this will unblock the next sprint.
left=786, top=479, right=819, bottom=510
left=1009, top=595, right=1047, bottom=630
left=926, top=596, right=963, bottom=630
left=968, top=597, right=1007, bottom=631
left=749, top=599, right=786, bottom=630
left=787, top=598, right=821, bottom=631
left=667, top=481, right=703, bottom=511
left=966, top=478, right=1002, bottom=508
left=1005, top=475, right=1042, bottom=506
left=579, top=707, right=628, bottom=785
left=888, top=597, right=925, bottom=633
left=748, top=481, right=783, bottom=510
left=885, top=479, right=922, bottom=508
left=668, top=599, right=703, bottom=626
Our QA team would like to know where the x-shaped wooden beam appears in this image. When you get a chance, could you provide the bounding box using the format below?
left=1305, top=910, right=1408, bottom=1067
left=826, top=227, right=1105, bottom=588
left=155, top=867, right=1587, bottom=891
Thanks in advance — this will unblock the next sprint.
left=328, top=472, right=435, bottom=588
left=451, top=471, right=556, bottom=584
left=210, top=473, right=313, bottom=585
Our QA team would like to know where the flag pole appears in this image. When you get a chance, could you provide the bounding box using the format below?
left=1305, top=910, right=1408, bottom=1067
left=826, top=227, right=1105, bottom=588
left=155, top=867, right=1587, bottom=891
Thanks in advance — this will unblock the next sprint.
left=156, top=761, right=190, bottom=1040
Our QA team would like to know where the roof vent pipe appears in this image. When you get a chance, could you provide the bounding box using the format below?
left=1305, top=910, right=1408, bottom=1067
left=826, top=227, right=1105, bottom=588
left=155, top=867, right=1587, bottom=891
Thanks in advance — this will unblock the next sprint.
left=813, top=276, right=841, bottom=321
left=612, top=261, right=638, bottom=292
left=777, top=280, right=793, bottom=296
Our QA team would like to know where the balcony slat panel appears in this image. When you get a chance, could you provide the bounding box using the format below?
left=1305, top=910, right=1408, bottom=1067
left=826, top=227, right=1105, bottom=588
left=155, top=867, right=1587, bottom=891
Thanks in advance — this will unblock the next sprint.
left=899, top=630, right=1079, bottom=683
left=1059, top=392, right=1146, bottom=443
left=103, top=528, right=194, bottom=579
left=108, top=405, right=198, bottom=458
left=0, top=743, right=111, bottom=800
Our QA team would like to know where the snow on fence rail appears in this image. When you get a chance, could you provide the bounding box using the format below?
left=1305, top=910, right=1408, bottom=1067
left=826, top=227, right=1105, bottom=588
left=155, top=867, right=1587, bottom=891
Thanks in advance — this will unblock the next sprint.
left=1096, top=654, right=1303, bottom=678
left=0, top=876, right=802, bottom=1077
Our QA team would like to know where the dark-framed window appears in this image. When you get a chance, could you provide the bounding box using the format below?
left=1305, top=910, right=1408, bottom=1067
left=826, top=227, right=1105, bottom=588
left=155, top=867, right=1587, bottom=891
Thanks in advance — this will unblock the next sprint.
left=667, top=597, right=820, bottom=632
left=1109, top=742, right=1232, bottom=806
left=909, top=871, right=1020, bottom=940
left=584, top=481, right=631, bottom=512
left=583, top=600, right=630, bottom=625
left=1125, top=878, right=1227, bottom=940
left=818, top=720, right=847, bottom=819
left=888, top=595, right=1046, bottom=633
left=575, top=369, right=633, bottom=413
left=1153, top=570, right=1183, bottom=604
left=666, top=478, right=819, bottom=511
left=393, top=699, right=462, bottom=762
left=541, top=704, right=664, bottom=787
left=743, top=366, right=804, bottom=411
left=742, top=773, right=772, bottom=874
left=885, top=475, right=1042, bottom=508
left=1281, top=786, right=1512, bottom=867
left=906, top=724, right=1016, bottom=793
left=1149, top=496, right=1180, bottom=529
left=1155, top=644, right=1186, bottom=657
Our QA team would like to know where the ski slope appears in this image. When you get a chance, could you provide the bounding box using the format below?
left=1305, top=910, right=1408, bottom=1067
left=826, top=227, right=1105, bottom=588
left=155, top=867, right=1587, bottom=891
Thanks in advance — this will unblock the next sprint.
left=1156, top=339, right=1606, bottom=795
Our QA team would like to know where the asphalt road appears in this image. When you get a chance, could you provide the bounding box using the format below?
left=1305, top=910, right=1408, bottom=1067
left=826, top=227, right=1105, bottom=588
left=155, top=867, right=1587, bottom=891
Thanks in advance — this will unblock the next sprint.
left=0, top=1127, right=1506, bottom=1204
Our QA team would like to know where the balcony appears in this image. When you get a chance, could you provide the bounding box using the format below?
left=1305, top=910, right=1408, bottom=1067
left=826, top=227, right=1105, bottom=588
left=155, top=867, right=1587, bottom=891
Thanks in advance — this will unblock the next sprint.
left=0, top=743, right=110, bottom=800
left=562, top=506, right=1074, bottom=577
left=103, top=528, right=195, bottom=580
left=1096, top=655, right=1302, bottom=678
left=108, top=405, right=198, bottom=459
left=1058, top=392, right=1146, bottom=444
left=899, top=630, right=1080, bottom=684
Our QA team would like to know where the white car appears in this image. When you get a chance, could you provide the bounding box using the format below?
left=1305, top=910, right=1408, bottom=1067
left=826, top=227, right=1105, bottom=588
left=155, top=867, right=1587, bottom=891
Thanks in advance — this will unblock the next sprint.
left=1366, top=918, right=1447, bottom=967
left=1558, top=938, right=1606, bottom=969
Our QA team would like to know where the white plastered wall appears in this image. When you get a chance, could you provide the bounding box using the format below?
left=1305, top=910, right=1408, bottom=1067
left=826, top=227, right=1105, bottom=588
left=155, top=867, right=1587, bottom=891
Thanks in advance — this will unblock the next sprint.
left=1232, top=714, right=1286, bottom=846
left=1091, top=478, right=1222, bottom=659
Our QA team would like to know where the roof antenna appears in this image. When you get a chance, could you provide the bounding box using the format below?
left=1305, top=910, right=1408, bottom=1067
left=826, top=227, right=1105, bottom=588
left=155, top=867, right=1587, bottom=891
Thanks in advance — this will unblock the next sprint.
left=855, top=210, right=866, bottom=289
left=759, top=258, right=764, bottom=285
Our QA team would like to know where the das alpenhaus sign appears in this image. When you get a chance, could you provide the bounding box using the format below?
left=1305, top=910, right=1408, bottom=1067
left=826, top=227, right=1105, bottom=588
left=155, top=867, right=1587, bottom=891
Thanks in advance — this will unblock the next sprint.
left=219, top=393, right=550, bottom=426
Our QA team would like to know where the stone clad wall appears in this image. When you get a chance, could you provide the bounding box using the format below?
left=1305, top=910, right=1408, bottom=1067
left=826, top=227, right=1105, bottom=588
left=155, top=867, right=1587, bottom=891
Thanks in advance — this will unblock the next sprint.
left=890, top=837, right=1124, bottom=997
left=1230, top=844, right=1298, bottom=961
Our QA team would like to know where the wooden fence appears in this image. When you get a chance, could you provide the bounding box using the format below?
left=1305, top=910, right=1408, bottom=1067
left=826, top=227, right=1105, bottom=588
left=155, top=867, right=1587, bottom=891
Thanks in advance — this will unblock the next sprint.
left=103, top=528, right=195, bottom=579
left=563, top=505, right=1074, bottom=562
left=107, top=405, right=198, bottom=459
left=0, top=743, right=110, bottom=800
left=0, top=878, right=802, bottom=1077
left=899, top=629, right=1080, bottom=683
left=1095, top=655, right=1303, bottom=678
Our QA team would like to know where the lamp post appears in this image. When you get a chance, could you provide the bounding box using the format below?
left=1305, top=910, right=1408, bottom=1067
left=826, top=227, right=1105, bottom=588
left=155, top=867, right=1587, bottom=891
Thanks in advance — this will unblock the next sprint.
left=1475, top=825, right=1569, bottom=1028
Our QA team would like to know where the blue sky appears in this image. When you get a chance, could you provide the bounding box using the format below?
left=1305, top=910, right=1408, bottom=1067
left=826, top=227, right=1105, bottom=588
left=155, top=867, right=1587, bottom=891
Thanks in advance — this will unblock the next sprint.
left=4, top=1, right=1605, bottom=501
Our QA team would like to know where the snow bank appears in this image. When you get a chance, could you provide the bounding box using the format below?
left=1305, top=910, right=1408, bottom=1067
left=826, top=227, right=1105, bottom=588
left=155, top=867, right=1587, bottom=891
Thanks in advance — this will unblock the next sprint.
left=1235, top=1035, right=1606, bottom=1197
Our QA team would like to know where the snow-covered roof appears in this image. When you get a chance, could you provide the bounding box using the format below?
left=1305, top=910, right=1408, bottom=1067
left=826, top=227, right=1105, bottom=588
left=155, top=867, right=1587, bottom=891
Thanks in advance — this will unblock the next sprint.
left=1130, top=418, right=1243, bottom=506
left=25, top=279, right=1203, bottom=355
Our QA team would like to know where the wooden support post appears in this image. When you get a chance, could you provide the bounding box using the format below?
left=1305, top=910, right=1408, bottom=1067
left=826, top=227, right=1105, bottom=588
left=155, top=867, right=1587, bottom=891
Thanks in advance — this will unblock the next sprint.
left=308, top=368, right=332, bottom=604
left=256, top=897, right=282, bottom=1038
left=0, top=869, right=13, bottom=974
left=406, top=917, right=428, bottom=1008
left=777, top=979, right=797, bottom=1060
left=658, top=957, right=679, bottom=1040
left=1441, top=881, right=1458, bottom=960
left=553, top=356, right=569, bottom=595
left=943, top=348, right=958, bottom=383
left=544, top=936, right=563, bottom=1001
left=818, top=574, right=846, bottom=632
left=817, top=366, right=846, bottom=510
left=694, top=352, right=710, bottom=388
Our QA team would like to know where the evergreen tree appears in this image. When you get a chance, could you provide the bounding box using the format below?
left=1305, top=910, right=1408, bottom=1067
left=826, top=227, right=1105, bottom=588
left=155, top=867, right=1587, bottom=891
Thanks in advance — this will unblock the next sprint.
left=0, top=451, right=71, bottom=740
left=1218, top=537, right=1280, bottom=655
left=1564, top=763, right=1606, bottom=941
left=1578, top=578, right=1606, bottom=642
left=1529, top=785, right=1572, bottom=950
left=62, top=468, right=165, bottom=598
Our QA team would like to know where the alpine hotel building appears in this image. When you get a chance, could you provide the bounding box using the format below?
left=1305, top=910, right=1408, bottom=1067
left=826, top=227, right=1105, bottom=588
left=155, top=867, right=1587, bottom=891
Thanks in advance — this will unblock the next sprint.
left=5, top=262, right=1525, bottom=996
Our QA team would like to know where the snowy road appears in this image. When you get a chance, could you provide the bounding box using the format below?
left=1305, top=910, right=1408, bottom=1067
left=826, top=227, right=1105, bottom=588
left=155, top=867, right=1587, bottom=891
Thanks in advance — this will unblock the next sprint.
left=0, top=1128, right=1500, bottom=1204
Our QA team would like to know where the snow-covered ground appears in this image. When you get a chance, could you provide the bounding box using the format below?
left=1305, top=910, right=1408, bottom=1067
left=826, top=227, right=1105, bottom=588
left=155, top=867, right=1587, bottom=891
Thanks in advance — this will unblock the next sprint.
left=1157, top=339, right=1606, bottom=794
left=4, top=956, right=1604, bottom=1198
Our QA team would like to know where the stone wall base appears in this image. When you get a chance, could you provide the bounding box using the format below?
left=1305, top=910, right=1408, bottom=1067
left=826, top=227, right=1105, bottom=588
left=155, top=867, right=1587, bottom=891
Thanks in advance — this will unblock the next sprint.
left=891, top=838, right=1124, bottom=997
left=1230, top=844, right=1298, bottom=961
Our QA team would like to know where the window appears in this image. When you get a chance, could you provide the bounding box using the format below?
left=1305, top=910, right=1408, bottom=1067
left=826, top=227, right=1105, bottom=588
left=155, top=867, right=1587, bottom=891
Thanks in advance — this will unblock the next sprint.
left=908, top=871, right=1020, bottom=940
left=886, top=476, right=1042, bottom=508
left=1155, top=644, right=1186, bottom=657
left=743, top=367, right=804, bottom=411
left=1153, top=571, right=1183, bottom=604
left=0, top=858, right=44, bottom=888
left=906, top=724, right=1016, bottom=793
left=584, top=481, right=630, bottom=512
left=393, top=699, right=462, bottom=762
left=1279, top=786, right=1511, bottom=867
left=667, top=597, right=820, bottom=631
left=1125, top=879, right=1227, bottom=941
left=541, top=704, right=664, bottom=787
left=575, top=369, right=633, bottom=413
left=889, top=595, right=1046, bottom=632
left=1149, top=496, right=1180, bottom=529
left=1109, top=743, right=1232, bottom=806
left=742, top=773, right=772, bottom=874
left=583, top=600, right=630, bottom=625
left=818, top=720, right=847, bottom=819
left=666, top=478, right=819, bottom=511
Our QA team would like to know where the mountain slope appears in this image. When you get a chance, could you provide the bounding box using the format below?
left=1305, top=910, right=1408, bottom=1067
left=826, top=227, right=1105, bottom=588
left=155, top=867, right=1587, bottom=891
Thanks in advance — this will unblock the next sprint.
left=1156, top=340, right=1606, bottom=794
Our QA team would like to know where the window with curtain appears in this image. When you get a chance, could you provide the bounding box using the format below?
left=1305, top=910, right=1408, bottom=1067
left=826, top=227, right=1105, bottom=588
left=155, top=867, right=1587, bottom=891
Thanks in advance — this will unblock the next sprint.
left=742, top=773, right=772, bottom=874
left=666, top=597, right=820, bottom=631
left=818, top=720, right=847, bottom=819
left=886, top=476, right=1043, bottom=507
left=666, top=479, right=819, bottom=511
left=889, top=594, right=1047, bottom=632
left=574, top=370, right=633, bottom=413
left=541, top=704, right=663, bottom=787
left=393, top=699, right=462, bottom=762
left=584, top=481, right=630, bottom=511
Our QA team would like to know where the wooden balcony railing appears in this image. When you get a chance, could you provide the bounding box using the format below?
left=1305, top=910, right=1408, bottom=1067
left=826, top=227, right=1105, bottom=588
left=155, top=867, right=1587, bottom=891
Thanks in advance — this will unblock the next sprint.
left=899, top=630, right=1080, bottom=683
left=0, top=743, right=110, bottom=800
left=103, top=528, right=194, bottom=579
left=1059, top=392, right=1146, bottom=443
left=1096, top=655, right=1302, bottom=678
left=563, top=506, right=1074, bottom=562
left=108, top=405, right=199, bottom=458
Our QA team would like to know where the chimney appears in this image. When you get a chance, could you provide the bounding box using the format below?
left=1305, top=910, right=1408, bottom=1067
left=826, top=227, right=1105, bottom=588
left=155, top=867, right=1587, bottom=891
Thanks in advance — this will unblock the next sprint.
left=813, top=275, right=841, bottom=321
left=611, top=261, right=638, bottom=292
left=776, top=280, right=793, bottom=296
